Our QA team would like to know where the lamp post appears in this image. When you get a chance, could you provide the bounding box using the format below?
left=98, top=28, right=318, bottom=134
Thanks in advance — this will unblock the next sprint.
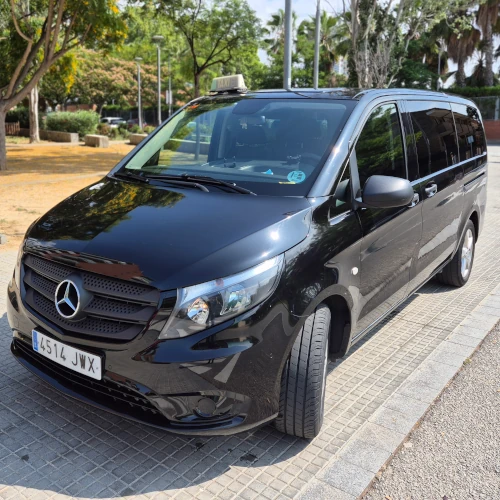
left=283, top=0, right=292, bottom=89
left=168, top=55, right=172, bottom=118
left=152, top=35, right=165, bottom=126
left=313, top=0, right=321, bottom=89
left=135, top=57, right=143, bottom=130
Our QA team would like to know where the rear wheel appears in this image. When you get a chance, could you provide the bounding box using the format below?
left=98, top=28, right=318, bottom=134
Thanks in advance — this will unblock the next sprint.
left=438, top=219, right=476, bottom=287
left=274, top=304, right=331, bottom=439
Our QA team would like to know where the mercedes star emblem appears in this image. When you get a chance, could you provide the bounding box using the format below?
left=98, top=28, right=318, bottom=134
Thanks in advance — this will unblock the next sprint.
left=55, top=280, right=81, bottom=319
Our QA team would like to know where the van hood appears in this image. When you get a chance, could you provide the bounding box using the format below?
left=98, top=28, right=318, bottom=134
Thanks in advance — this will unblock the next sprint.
left=26, top=177, right=312, bottom=290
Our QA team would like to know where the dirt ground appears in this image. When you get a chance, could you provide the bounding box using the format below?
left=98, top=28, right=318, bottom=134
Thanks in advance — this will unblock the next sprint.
left=0, top=142, right=135, bottom=252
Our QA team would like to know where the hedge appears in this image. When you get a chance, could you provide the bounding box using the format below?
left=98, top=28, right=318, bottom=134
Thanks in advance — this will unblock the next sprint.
left=447, top=86, right=500, bottom=98
left=44, top=111, right=99, bottom=138
left=6, top=107, right=30, bottom=128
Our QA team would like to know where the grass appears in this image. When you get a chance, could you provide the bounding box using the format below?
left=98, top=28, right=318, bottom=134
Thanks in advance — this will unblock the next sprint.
left=6, top=136, right=50, bottom=145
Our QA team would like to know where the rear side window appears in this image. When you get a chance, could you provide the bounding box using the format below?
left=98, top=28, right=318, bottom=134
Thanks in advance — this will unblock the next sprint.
left=451, top=103, right=486, bottom=161
left=407, top=101, right=459, bottom=176
left=355, top=103, right=406, bottom=188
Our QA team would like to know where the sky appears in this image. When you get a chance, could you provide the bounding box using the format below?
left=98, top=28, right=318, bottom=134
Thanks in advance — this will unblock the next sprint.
left=247, top=0, right=344, bottom=24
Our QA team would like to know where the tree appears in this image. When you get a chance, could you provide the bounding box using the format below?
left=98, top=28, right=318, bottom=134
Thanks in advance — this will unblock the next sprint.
left=448, top=22, right=480, bottom=88
left=0, top=0, right=126, bottom=171
left=263, top=8, right=297, bottom=55
left=29, top=85, right=40, bottom=143
left=345, top=0, right=472, bottom=88
left=158, top=0, right=262, bottom=97
left=296, top=12, right=350, bottom=87
left=38, top=53, right=78, bottom=110
left=70, top=50, right=158, bottom=112
left=477, top=0, right=500, bottom=87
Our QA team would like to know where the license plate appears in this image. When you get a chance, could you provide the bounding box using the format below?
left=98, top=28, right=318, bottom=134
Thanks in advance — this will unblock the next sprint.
left=32, top=330, right=102, bottom=380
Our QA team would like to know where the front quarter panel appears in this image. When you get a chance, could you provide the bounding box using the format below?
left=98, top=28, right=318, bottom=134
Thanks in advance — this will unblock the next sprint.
left=282, top=198, right=362, bottom=352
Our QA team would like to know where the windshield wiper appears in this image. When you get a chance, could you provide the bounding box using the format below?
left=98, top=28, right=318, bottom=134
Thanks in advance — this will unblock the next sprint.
left=114, top=171, right=150, bottom=183
left=143, top=174, right=210, bottom=192
left=178, top=174, right=256, bottom=195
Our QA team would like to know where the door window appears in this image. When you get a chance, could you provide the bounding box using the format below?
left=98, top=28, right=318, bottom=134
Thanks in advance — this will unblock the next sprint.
left=451, top=103, right=486, bottom=161
left=407, top=101, right=459, bottom=176
left=355, top=103, right=406, bottom=188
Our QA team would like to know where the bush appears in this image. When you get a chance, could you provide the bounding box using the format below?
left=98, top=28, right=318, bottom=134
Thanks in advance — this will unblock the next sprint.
left=6, top=107, right=30, bottom=128
left=45, top=111, right=99, bottom=138
left=144, top=125, right=156, bottom=134
left=108, top=127, right=122, bottom=140
left=97, top=123, right=110, bottom=136
left=130, top=124, right=144, bottom=134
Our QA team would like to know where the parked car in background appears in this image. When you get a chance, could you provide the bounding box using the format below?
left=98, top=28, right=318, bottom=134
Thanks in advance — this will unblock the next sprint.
left=100, top=117, right=126, bottom=129
left=7, top=75, right=487, bottom=439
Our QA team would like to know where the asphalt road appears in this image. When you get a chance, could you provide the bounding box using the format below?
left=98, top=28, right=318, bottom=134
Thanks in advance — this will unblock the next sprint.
left=364, top=322, right=500, bottom=500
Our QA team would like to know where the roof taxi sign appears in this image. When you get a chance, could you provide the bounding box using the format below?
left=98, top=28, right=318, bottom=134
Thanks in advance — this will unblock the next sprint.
left=210, top=74, right=247, bottom=93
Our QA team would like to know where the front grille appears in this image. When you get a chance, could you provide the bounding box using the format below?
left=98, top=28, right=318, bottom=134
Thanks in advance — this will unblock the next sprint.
left=22, top=253, right=162, bottom=342
left=13, top=339, right=170, bottom=427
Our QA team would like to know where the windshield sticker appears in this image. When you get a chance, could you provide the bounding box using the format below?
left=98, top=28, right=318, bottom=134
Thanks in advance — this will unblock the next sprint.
left=287, top=171, right=306, bottom=183
left=264, top=169, right=274, bottom=175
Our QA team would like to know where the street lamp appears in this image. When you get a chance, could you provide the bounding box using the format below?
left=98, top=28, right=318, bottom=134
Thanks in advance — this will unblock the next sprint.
left=135, top=57, right=143, bottom=130
left=152, top=35, right=165, bottom=126
left=168, top=55, right=173, bottom=118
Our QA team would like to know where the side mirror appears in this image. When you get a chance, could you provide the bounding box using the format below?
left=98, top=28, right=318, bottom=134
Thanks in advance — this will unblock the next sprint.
left=361, top=175, right=414, bottom=209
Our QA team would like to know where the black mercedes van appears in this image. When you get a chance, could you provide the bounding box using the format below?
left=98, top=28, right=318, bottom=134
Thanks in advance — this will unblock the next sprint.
left=6, top=76, right=487, bottom=438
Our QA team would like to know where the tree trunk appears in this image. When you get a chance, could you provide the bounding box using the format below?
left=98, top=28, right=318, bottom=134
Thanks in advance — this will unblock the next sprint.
left=0, top=109, right=7, bottom=171
left=456, top=57, right=466, bottom=88
left=194, top=72, right=201, bottom=98
left=29, top=84, right=40, bottom=143
left=484, top=20, right=494, bottom=87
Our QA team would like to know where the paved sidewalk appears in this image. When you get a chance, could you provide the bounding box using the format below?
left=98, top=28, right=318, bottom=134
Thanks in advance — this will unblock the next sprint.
left=0, top=148, right=499, bottom=499
left=363, top=323, right=500, bottom=500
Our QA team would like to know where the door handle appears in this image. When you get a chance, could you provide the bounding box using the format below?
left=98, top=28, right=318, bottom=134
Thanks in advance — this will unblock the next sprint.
left=424, top=183, right=438, bottom=197
left=408, top=192, right=419, bottom=207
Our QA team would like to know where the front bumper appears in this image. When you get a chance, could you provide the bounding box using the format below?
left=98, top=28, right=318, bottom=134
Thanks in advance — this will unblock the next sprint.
left=7, top=274, right=296, bottom=436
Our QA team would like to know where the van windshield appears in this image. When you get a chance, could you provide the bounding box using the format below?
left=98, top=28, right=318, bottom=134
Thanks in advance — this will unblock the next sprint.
left=122, top=97, right=356, bottom=196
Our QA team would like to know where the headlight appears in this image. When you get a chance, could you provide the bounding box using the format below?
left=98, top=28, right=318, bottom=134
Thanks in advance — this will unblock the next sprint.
left=159, top=255, right=284, bottom=339
left=13, top=240, right=25, bottom=286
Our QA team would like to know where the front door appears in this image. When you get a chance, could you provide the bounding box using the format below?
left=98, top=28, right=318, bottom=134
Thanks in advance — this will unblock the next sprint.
left=352, top=102, right=423, bottom=336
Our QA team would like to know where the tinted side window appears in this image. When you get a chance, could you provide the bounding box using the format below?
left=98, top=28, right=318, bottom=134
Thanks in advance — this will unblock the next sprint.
left=451, top=103, right=486, bottom=161
left=407, top=101, right=459, bottom=176
left=355, top=103, right=405, bottom=187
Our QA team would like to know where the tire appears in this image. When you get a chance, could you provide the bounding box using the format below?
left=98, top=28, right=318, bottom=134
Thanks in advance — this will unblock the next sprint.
left=438, top=219, right=476, bottom=287
left=274, top=304, right=331, bottom=439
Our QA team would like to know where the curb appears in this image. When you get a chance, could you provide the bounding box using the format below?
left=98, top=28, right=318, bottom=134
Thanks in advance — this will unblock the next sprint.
left=298, top=283, right=500, bottom=500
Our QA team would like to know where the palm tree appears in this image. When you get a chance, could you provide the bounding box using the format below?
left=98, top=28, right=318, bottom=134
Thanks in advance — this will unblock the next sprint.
left=263, top=8, right=297, bottom=55
left=468, top=53, right=487, bottom=87
left=448, top=26, right=480, bottom=88
left=297, top=12, right=350, bottom=86
left=477, top=0, right=500, bottom=87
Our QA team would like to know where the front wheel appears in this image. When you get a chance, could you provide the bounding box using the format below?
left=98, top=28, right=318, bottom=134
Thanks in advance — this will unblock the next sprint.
left=438, top=220, right=476, bottom=287
left=274, top=304, right=331, bottom=439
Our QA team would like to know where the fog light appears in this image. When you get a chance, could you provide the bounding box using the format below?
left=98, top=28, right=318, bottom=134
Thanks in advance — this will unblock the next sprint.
left=195, top=397, right=217, bottom=418
left=186, top=298, right=209, bottom=325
